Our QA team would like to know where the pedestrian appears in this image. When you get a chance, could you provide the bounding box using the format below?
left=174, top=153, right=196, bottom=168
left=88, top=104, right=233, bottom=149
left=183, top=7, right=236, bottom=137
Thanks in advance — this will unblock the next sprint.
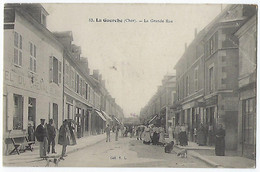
left=115, top=125, right=119, bottom=141
left=179, top=123, right=188, bottom=146
left=208, top=124, right=214, bottom=146
left=35, top=119, right=48, bottom=158
left=46, top=119, right=57, bottom=154
left=58, top=120, right=70, bottom=160
left=168, top=123, right=174, bottom=142
left=193, top=127, right=197, bottom=143
left=152, top=127, right=160, bottom=145
left=215, top=124, right=226, bottom=156
left=143, top=126, right=152, bottom=145
left=68, top=121, right=76, bottom=145
left=159, top=127, right=166, bottom=146
left=174, top=123, right=180, bottom=145
left=28, top=116, right=35, bottom=141
left=104, top=124, right=111, bottom=142
left=197, top=123, right=207, bottom=146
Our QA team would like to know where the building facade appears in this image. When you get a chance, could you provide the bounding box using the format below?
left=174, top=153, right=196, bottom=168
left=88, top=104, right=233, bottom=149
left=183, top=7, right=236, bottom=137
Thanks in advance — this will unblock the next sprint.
left=3, top=4, right=64, bottom=154
left=3, top=4, right=124, bottom=155
left=173, top=4, right=257, bottom=151
left=235, top=14, right=257, bottom=159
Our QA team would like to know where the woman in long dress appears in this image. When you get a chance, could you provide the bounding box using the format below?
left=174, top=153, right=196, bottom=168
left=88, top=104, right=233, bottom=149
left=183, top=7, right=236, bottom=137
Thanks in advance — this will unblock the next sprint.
left=143, top=126, right=152, bottom=145
left=215, top=124, right=226, bottom=156
left=159, top=127, right=166, bottom=145
left=168, top=123, right=174, bottom=142
left=197, top=123, right=207, bottom=146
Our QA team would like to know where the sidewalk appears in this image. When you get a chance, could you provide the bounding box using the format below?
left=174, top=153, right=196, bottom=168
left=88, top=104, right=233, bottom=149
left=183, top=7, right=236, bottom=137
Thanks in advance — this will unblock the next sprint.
left=3, top=133, right=106, bottom=167
left=174, top=141, right=255, bottom=168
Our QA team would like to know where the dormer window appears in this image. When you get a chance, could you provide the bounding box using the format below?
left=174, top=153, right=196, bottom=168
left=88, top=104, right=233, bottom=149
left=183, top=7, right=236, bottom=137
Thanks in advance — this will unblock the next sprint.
left=41, top=12, right=46, bottom=26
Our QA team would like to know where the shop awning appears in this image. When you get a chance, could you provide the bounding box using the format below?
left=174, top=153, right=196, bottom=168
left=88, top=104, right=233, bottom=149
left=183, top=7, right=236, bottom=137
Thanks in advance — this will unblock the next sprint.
left=114, top=116, right=121, bottom=124
left=95, top=110, right=106, bottom=121
left=101, top=111, right=112, bottom=121
left=148, top=114, right=158, bottom=124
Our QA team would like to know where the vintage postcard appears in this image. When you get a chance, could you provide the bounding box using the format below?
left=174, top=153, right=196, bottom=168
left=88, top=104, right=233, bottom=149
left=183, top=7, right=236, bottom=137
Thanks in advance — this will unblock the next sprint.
left=1, top=0, right=258, bottom=169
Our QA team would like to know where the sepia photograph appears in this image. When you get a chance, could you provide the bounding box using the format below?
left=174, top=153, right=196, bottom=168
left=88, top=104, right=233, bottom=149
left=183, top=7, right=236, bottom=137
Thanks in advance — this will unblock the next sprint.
left=1, top=0, right=258, bottom=169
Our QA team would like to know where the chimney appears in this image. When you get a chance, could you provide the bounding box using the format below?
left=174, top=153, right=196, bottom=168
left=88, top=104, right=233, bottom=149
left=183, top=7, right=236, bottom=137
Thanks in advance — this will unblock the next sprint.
left=194, top=28, right=198, bottom=38
left=93, top=69, right=99, bottom=80
left=185, top=43, right=187, bottom=51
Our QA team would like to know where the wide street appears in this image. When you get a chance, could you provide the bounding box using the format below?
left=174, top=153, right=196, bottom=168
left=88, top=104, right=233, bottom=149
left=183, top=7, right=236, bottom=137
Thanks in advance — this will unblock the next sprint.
left=58, top=133, right=209, bottom=167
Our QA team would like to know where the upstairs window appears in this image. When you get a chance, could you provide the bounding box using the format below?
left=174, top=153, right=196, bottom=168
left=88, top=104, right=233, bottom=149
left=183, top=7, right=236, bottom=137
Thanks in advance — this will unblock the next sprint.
left=29, top=42, right=37, bottom=72
left=194, top=67, right=199, bottom=91
left=209, top=67, right=214, bottom=92
left=14, top=32, right=22, bottom=66
left=41, top=12, right=46, bottom=26
left=49, top=56, right=61, bottom=85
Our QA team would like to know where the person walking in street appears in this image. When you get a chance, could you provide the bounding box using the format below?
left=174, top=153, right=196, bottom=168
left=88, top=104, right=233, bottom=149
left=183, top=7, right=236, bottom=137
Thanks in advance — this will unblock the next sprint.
left=46, top=119, right=57, bottom=154
left=197, top=123, right=207, bottom=146
left=215, top=124, right=226, bottom=156
left=35, top=119, right=48, bottom=159
left=115, top=125, right=119, bottom=141
left=104, top=124, right=111, bottom=142
left=58, top=120, right=70, bottom=160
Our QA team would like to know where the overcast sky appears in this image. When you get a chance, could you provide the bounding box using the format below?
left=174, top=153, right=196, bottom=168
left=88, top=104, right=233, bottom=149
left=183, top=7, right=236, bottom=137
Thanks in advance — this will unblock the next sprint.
left=43, top=3, right=224, bottom=117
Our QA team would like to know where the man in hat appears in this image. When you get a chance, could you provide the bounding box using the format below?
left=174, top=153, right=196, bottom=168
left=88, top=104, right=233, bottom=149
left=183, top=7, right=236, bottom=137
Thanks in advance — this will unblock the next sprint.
left=35, top=119, right=48, bottom=158
left=46, top=119, right=56, bottom=154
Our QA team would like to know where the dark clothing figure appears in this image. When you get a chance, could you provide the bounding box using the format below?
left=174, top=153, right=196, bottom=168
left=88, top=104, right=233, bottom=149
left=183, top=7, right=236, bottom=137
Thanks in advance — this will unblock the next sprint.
left=197, top=124, right=207, bottom=146
left=179, top=125, right=188, bottom=146
left=215, top=128, right=225, bottom=156
left=35, top=124, right=48, bottom=142
left=35, top=120, right=48, bottom=158
left=68, top=122, right=76, bottom=145
left=58, top=121, right=70, bottom=158
left=46, top=122, right=56, bottom=154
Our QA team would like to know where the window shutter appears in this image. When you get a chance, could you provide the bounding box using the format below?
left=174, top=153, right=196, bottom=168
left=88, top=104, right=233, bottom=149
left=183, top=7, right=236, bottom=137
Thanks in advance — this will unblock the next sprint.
left=22, top=96, right=27, bottom=130
left=49, top=56, right=53, bottom=82
left=7, top=93, right=14, bottom=130
left=58, top=61, right=62, bottom=84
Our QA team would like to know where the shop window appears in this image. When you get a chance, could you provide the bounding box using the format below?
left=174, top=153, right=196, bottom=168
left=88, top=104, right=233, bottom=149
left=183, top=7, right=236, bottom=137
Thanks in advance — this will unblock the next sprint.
left=243, top=98, right=256, bottom=145
left=13, top=94, right=23, bottom=130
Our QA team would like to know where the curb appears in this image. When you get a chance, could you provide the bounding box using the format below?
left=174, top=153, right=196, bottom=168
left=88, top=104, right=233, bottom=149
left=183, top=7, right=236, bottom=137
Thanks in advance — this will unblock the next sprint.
left=189, top=151, right=222, bottom=168
left=175, top=145, right=222, bottom=168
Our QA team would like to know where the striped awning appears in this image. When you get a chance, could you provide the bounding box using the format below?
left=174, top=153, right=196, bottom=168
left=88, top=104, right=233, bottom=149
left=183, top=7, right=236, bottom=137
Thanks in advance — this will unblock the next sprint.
left=95, top=110, right=106, bottom=121
left=114, top=116, right=121, bottom=124
left=101, top=111, right=112, bottom=121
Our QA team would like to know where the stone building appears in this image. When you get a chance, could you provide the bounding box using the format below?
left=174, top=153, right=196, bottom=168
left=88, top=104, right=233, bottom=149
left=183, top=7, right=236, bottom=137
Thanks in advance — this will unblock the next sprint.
left=235, top=13, right=257, bottom=159
left=3, top=4, right=64, bottom=154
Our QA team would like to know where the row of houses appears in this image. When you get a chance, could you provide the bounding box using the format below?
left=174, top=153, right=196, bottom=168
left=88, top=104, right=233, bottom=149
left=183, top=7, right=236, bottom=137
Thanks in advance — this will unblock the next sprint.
left=139, top=74, right=176, bottom=130
left=3, top=4, right=124, bottom=155
left=140, top=4, right=257, bottom=159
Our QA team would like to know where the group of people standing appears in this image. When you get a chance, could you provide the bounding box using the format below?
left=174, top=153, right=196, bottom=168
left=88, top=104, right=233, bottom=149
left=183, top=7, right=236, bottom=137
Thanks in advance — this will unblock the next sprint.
left=34, top=119, right=76, bottom=160
left=141, top=125, right=166, bottom=146
left=167, top=123, right=188, bottom=146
